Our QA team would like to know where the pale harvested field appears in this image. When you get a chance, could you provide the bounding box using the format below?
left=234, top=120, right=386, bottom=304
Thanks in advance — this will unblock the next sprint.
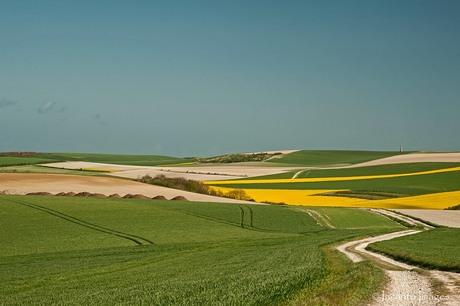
left=0, top=173, right=254, bottom=204
left=341, top=152, right=460, bottom=168
left=395, top=209, right=460, bottom=228
left=43, top=161, right=299, bottom=181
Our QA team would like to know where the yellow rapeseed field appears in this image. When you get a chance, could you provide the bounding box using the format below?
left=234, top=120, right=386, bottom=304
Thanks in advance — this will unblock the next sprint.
left=210, top=186, right=460, bottom=209
left=210, top=186, right=353, bottom=205
left=206, top=166, right=460, bottom=209
left=374, top=190, right=460, bottom=209
left=243, top=189, right=367, bottom=207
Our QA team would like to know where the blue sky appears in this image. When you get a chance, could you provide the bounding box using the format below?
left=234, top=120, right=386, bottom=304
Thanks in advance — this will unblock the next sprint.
left=1, top=0, right=459, bottom=157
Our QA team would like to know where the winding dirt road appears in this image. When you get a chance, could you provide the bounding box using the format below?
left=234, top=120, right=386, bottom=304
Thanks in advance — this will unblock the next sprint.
left=336, top=212, right=460, bottom=306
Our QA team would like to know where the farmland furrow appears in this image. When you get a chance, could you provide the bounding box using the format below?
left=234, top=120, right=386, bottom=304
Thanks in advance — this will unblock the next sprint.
left=6, top=198, right=154, bottom=246
left=298, top=209, right=334, bottom=228
left=239, top=206, right=245, bottom=228
left=158, top=205, right=241, bottom=228
left=159, top=205, right=278, bottom=233
left=239, top=206, right=254, bottom=229
left=247, top=206, right=254, bottom=228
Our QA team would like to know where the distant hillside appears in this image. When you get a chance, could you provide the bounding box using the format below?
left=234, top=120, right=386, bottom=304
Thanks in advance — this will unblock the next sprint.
left=0, top=152, right=192, bottom=167
left=268, top=150, right=410, bottom=166
left=197, top=152, right=282, bottom=163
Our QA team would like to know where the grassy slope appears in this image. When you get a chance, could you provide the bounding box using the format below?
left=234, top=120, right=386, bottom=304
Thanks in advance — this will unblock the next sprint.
left=269, top=150, right=407, bottom=166
left=1, top=152, right=192, bottom=167
left=307, top=207, right=403, bottom=229
left=367, top=228, right=460, bottom=272
left=0, top=195, right=401, bottom=305
left=0, top=156, right=56, bottom=167
left=0, top=165, right=118, bottom=176
left=50, top=152, right=192, bottom=166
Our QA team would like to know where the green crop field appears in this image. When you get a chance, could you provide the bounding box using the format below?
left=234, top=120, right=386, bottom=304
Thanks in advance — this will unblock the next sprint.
left=0, top=195, right=402, bottom=305
left=0, top=152, right=193, bottom=167
left=367, top=228, right=460, bottom=272
left=290, top=162, right=460, bottom=179
left=0, top=165, right=119, bottom=176
left=268, top=150, right=407, bottom=166
left=304, top=207, right=402, bottom=229
left=236, top=162, right=460, bottom=182
left=0, top=156, right=56, bottom=167
left=221, top=170, right=460, bottom=196
left=45, top=152, right=192, bottom=166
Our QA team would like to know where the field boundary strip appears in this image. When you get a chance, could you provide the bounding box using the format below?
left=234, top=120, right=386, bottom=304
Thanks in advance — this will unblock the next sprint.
left=206, top=166, right=460, bottom=185
left=5, top=198, right=154, bottom=246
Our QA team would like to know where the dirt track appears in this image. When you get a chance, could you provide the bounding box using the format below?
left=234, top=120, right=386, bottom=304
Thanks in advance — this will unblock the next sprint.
left=0, top=173, right=254, bottom=204
left=337, top=230, right=460, bottom=305
left=336, top=211, right=460, bottom=306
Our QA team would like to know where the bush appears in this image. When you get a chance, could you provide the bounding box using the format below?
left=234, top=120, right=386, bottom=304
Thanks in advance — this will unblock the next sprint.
left=197, top=153, right=279, bottom=163
left=138, top=175, right=254, bottom=201
left=138, top=175, right=210, bottom=195
left=224, top=189, right=252, bottom=201
left=446, top=204, right=460, bottom=210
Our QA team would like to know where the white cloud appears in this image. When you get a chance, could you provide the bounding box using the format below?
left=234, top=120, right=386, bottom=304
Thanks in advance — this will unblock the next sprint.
left=38, top=101, right=66, bottom=114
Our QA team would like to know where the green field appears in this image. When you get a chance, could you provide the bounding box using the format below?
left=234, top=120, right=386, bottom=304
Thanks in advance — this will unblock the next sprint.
left=47, top=152, right=192, bottom=166
left=268, top=150, right=407, bottom=166
left=0, top=165, right=119, bottom=176
left=0, top=156, right=56, bottom=167
left=0, top=195, right=402, bottom=305
left=299, top=207, right=401, bottom=229
left=291, top=162, right=460, bottom=178
left=0, top=152, right=193, bottom=167
left=367, top=228, right=460, bottom=272
left=221, top=169, right=460, bottom=196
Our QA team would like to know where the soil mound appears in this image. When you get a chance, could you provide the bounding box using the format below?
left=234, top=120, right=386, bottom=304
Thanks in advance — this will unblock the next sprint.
left=123, top=194, right=150, bottom=199
left=152, top=195, right=167, bottom=200
left=171, top=196, right=188, bottom=201
left=55, top=192, right=76, bottom=196
left=74, top=192, right=93, bottom=197
left=89, top=193, right=107, bottom=198
left=26, top=192, right=52, bottom=196
left=108, top=193, right=121, bottom=198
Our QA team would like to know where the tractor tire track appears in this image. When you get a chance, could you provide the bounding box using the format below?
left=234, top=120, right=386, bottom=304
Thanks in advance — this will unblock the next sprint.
left=6, top=198, right=154, bottom=246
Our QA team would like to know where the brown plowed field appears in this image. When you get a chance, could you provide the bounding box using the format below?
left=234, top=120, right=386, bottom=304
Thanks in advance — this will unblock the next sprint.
left=0, top=173, right=253, bottom=204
